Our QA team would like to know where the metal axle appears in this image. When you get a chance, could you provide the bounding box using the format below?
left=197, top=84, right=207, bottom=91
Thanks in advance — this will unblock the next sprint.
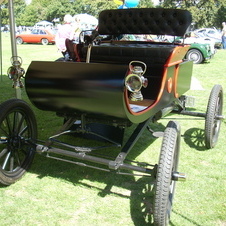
left=172, top=172, right=186, bottom=181
left=36, top=144, right=154, bottom=176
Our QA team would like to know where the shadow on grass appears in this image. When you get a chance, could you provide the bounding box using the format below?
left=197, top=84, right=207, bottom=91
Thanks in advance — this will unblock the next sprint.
left=0, top=117, right=201, bottom=225
left=27, top=120, right=204, bottom=225
left=183, top=128, right=206, bottom=151
left=170, top=210, right=202, bottom=226
left=130, top=177, right=155, bottom=225
left=27, top=121, right=166, bottom=225
left=30, top=153, right=155, bottom=224
left=30, top=152, right=157, bottom=225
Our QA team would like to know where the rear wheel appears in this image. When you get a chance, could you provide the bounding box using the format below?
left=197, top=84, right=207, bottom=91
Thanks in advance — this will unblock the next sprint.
left=16, top=37, right=23, bottom=44
left=205, top=85, right=223, bottom=149
left=0, top=99, right=37, bottom=185
left=154, top=121, right=181, bottom=226
left=41, top=38, right=49, bottom=45
left=186, top=49, right=203, bottom=64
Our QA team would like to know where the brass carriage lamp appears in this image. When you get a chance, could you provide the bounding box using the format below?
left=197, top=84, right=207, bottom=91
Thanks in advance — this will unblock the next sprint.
left=125, top=61, right=148, bottom=101
left=7, top=56, right=25, bottom=88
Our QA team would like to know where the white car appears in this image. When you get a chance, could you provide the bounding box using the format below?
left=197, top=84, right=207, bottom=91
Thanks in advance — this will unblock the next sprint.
left=194, top=28, right=222, bottom=48
left=195, top=28, right=221, bottom=39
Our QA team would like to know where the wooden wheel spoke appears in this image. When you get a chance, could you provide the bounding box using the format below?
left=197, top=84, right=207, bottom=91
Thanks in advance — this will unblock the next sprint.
left=0, top=116, right=12, bottom=137
left=17, top=114, right=28, bottom=137
left=14, top=149, right=22, bottom=166
left=19, top=125, right=28, bottom=137
left=2, top=152, right=11, bottom=170
left=13, top=111, right=26, bottom=135
left=0, top=148, right=8, bottom=159
left=10, top=156, right=14, bottom=172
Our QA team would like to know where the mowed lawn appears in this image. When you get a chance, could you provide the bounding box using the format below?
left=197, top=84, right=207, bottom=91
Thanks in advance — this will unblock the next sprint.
left=0, top=33, right=226, bottom=226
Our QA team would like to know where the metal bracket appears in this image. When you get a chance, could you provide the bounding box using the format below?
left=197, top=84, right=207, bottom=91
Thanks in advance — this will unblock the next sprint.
left=109, top=152, right=127, bottom=170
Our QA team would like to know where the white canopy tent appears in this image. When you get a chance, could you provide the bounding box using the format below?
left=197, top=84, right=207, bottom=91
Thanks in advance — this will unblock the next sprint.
left=74, top=13, right=98, bottom=30
left=34, top=20, right=53, bottom=29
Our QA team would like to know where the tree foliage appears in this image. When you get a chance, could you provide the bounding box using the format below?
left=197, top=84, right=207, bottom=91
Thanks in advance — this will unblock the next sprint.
left=3, top=0, right=118, bottom=26
left=161, top=0, right=226, bottom=28
left=0, top=0, right=225, bottom=28
left=1, top=0, right=26, bottom=25
left=139, top=0, right=154, bottom=8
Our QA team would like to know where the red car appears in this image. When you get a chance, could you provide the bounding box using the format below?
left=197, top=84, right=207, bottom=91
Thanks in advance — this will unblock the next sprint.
left=16, top=28, right=55, bottom=45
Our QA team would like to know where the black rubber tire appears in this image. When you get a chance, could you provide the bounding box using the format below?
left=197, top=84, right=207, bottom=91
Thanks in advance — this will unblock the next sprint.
left=186, top=49, right=204, bottom=64
left=16, top=37, right=23, bottom=44
left=0, top=99, right=37, bottom=185
left=153, top=121, right=180, bottom=226
left=205, top=85, right=223, bottom=149
left=41, top=38, right=49, bottom=45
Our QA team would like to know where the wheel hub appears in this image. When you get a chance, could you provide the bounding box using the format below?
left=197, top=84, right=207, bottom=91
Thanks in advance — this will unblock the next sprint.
left=172, top=172, right=186, bottom=181
left=8, top=135, right=22, bottom=151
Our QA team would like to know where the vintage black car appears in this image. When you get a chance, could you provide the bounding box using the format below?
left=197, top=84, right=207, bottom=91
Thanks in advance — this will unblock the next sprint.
left=0, top=8, right=224, bottom=226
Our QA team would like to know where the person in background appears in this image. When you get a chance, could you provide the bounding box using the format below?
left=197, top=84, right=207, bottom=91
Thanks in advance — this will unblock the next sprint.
left=72, top=16, right=82, bottom=43
left=222, top=22, right=226, bottom=49
left=55, top=14, right=74, bottom=60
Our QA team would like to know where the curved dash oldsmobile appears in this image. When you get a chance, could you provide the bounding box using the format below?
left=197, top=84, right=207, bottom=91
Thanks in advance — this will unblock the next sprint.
left=0, top=8, right=224, bottom=226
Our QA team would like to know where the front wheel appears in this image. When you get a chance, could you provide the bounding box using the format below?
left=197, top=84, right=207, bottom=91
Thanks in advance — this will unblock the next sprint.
left=153, top=121, right=181, bottom=226
left=41, top=38, right=49, bottom=45
left=16, top=37, right=23, bottom=44
left=0, top=99, right=37, bottom=185
left=186, top=49, right=204, bottom=64
left=205, top=85, right=223, bottom=149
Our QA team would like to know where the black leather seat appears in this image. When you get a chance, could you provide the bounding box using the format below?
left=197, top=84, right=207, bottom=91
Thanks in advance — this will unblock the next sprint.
left=82, top=8, right=192, bottom=65
left=83, top=42, right=175, bottom=65
left=98, top=8, right=192, bottom=36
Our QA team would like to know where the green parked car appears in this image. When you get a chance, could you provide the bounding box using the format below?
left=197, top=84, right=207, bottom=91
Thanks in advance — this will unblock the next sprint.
left=185, top=42, right=213, bottom=64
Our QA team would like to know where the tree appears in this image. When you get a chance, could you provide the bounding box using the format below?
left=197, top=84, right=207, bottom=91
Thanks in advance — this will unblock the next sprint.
left=1, top=0, right=225, bottom=28
left=139, top=0, right=154, bottom=8
left=0, top=0, right=26, bottom=26
left=215, top=0, right=226, bottom=27
left=16, top=0, right=117, bottom=26
left=161, top=0, right=226, bottom=28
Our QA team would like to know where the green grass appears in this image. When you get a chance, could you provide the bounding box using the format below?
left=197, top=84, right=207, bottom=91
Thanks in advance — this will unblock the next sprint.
left=0, top=33, right=226, bottom=226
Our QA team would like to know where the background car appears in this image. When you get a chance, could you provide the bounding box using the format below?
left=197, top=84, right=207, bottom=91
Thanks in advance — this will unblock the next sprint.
left=194, top=28, right=221, bottom=39
left=16, top=28, right=55, bottom=45
left=164, top=35, right=215, bottom=64
left=194, top=28, right=222, bottom=48
left=177, top=31, right=216, bottom=53
left=185, top=43, right=213, bottom=64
